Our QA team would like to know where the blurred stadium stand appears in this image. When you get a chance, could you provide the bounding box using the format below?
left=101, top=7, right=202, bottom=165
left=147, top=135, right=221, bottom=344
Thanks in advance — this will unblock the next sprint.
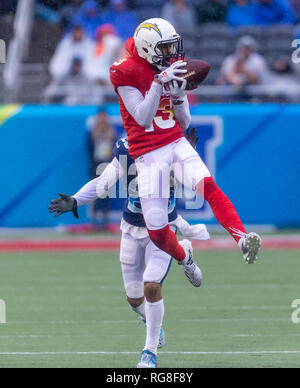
left=0, top=1, right=300, bottom=103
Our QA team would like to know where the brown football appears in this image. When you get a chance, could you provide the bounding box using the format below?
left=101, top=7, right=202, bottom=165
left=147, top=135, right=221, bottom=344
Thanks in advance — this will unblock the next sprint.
left=180, top=59, right=211, bottom=90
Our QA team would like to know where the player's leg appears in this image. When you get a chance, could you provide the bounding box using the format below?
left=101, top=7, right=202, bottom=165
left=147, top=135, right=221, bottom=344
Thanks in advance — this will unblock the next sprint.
left=143, top=245, right=168, bottom=355
left=137, top=240, right=172, bottom=368
left=197, top=176, right=261, bottom=263
left=140, top=196, right=186, bottom=260
left=127, top=296, right=145, bottom=318
left=135, top=148, right=203, bottom=284
left=135, top=146, right=186, bottom=261
left=143, top=282, right=165, bottom=347
left=137, top=195, right=202, bottom=285
left=120, top=231, right=146, bottom=320
left=135, top=148, right=189, bottom=260
left=173, top=137, right=261, bottom=263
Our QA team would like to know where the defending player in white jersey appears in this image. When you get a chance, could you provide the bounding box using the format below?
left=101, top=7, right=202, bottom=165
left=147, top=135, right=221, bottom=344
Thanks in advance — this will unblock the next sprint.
left=49, top=128, right=210, bottom=368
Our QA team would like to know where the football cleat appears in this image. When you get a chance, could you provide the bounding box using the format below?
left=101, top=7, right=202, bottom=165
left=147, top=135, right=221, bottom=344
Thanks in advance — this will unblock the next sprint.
left=140, top=318, right=165, bottom=348
left=240, top=232, right=262, bottom=264
left=158, top=327, right=165, bottom=348
left=137, top=349, right=157, bottom=368
left=178, top=239, right=202, bottom=287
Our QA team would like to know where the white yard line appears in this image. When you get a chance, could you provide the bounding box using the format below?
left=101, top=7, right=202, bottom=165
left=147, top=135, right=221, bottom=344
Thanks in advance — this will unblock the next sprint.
left=0, top=333, right=299, bottom=339
left=181, top=305, right=291, bottom=311
left=5, top=317, right=291, bottom=325
left=228, top=334, right=300, bottom=337
left=0, top=351, right=299, bottom=356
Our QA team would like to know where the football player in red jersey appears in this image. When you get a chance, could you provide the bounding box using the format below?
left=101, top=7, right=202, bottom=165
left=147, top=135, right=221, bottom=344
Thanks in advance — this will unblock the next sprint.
left=110, top=18, right=261, bottom=365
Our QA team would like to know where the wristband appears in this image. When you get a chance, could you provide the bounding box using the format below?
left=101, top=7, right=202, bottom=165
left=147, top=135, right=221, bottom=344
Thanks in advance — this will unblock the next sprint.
left=172, top=100, right=184, bottom=105
left=72, top=198, right=79, bottom=219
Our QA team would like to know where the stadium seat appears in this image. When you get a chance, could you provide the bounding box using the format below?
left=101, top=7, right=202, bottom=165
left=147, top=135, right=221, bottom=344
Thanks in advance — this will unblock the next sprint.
left=197, top=23, right=229, bottom=38
left=202, top=68, right=219, bottom=85
left=184, top=37, right=196, bottom=56
left=196, top=52, right=224, bottom=68
left=236, top=26, right=264, bottom=41
left=135, top=0, right=166, bottom=7
left=198, top=37, right=228, bottom=54
left=136, top=8, right=162, bottom=22
left=265, top=35, right=293, bottom=58
left=264, top=24, right=295, bottom=38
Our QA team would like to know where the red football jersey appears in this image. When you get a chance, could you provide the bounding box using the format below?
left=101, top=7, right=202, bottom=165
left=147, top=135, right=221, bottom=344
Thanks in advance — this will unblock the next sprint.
left=110, top=38, right=184, bottom=160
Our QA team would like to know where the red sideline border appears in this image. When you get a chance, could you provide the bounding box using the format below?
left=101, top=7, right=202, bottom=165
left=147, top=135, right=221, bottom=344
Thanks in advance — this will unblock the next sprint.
left=0, top=238, right=300, bottom=252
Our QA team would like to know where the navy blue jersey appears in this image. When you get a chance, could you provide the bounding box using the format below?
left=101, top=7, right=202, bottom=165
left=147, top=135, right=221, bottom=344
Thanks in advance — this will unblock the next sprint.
left=113, top=138, right=178, bottom=228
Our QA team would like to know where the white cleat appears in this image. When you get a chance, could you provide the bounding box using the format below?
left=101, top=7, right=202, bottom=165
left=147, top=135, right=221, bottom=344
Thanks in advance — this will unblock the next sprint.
left=137, top=349, right=157, bottom=368
left=240, top=232, right=262, bottom=264
left=178, top=239, right=202, bottom=287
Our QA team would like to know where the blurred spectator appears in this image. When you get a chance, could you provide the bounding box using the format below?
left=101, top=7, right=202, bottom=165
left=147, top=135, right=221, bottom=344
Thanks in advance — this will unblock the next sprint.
left=49, top=24, right=93, bottom=82
left=270, top=57, right=298, bottom=87
left=161, top=0, right=196, bottom=32
left=59, top=0, right=84, bottom=29
left=218, top=36, right=271, bottom=86
left=196, top=0, right=227, bottom=24
left=226, top=0, right=256, bottom=28
left=253, top=0, right=297, bottom=25
left=290, top=0, right=300, bottom=22
left=102, top=0, right=136, bottom=8
left=87, top=110, right=116, bottom=230
left=86, top=24, right=123, bottom=84
left=72, top=0, right=103, bottom=38
left=46, top=57, right=91, bottom=104
left=101, top=0, right=138, bottom=41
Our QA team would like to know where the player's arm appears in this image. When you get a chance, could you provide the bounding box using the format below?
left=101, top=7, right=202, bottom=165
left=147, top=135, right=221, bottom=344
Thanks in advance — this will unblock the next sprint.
left=49, top=157, right=124, bottom=218
left=49, top=194, right=79, bottom=219
left=117, top=60, right=187, bottom=130
left=168, top=80, right=191, bottom=130
left=118, top=82, right=163, bottom=129
left=73, top=157, right=123, bottom=205
left=173, top=95, right=191, bottom=131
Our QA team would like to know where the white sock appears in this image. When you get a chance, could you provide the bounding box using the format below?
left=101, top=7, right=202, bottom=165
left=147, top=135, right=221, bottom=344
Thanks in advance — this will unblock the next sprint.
left=238, top=235, right=246, bottom=250
left=144, top=299, right=164, bottom=355
left=130, top=299, right=146, bottom=321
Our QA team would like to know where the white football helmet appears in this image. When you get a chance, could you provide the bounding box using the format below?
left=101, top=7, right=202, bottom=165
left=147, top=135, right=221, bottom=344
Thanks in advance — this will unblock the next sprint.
left=134, top=18, right=184, bottom=69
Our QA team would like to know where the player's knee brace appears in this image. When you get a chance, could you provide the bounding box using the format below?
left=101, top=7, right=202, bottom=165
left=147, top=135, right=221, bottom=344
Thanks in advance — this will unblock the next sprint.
left=125, top=281, right=144, bottom=299
left=144, top=208, right=167, bottom=230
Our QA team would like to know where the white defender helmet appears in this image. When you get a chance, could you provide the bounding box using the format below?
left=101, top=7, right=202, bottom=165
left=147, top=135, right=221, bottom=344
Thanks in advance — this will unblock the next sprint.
left=134, top=18, right=184, bottom=69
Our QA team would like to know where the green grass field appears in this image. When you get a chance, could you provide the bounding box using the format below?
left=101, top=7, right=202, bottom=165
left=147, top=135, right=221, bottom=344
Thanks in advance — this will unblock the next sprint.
left=0, top=249, right=299, bottom=368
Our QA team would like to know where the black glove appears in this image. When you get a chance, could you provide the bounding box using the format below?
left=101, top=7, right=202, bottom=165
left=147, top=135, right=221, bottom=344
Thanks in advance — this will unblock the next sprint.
left=185, top=127, right=198, bottom=149
left=49, top=193, right=79, bottom=219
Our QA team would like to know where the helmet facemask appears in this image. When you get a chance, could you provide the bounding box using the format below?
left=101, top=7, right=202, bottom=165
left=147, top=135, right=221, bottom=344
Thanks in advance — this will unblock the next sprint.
left=152, top=37, right=184, bottom=68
